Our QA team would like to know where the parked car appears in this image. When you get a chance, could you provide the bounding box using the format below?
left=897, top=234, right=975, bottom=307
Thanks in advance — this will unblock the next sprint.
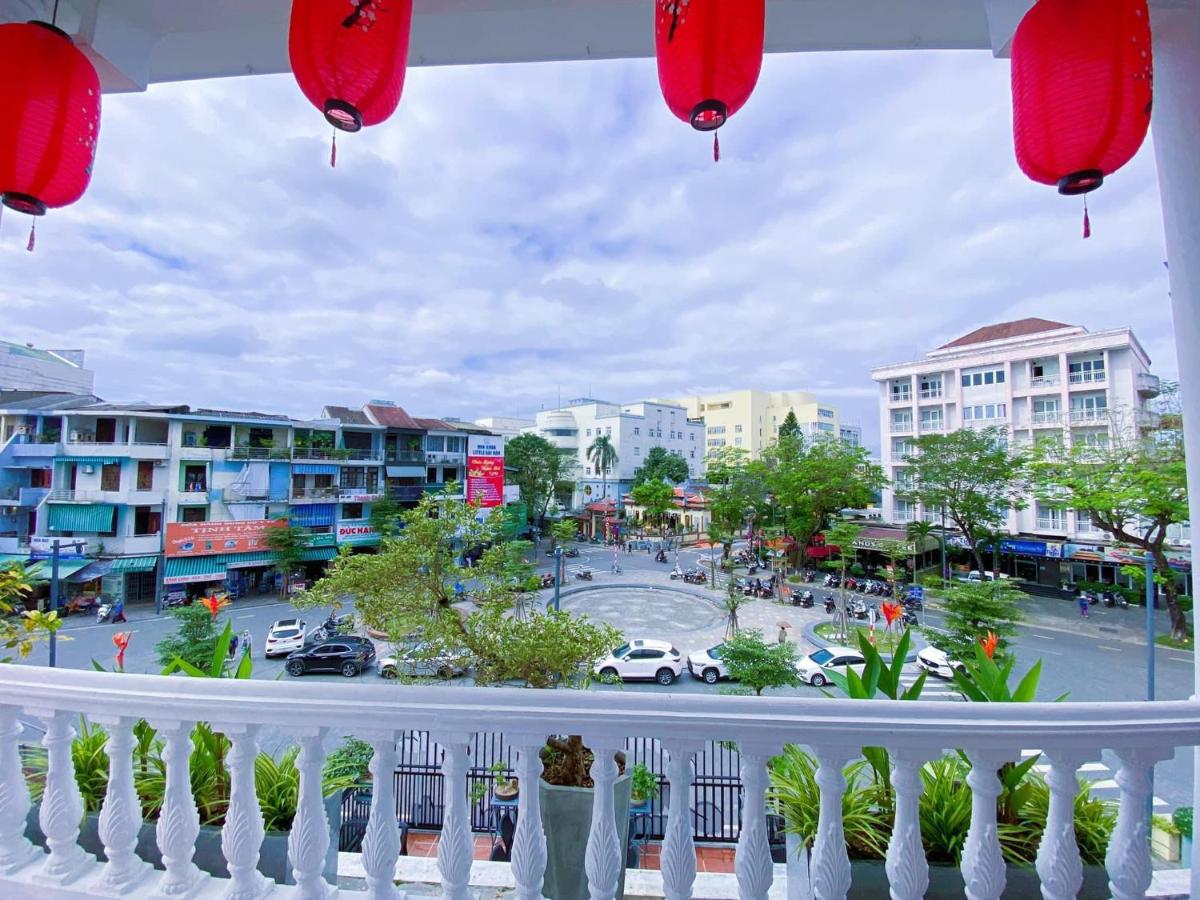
left=796, top=646, right=866, bottom=687
left=264, top=618, right=308, bottom=658
left=379, top=642, right=469, bottom=680
left=687, top=644, right=730, bottom=684
left=916, top=645, right=962, bottom=679
left=285, top=636, right=376, bottom=677
left=594, top=638, right=683, bottom=685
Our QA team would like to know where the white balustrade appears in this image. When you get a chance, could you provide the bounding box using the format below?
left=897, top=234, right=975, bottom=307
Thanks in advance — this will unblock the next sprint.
left=0, top=666, right=1197, bottom=900
left=659, top=740, right=699, bottom=900
left=435, top=734, right=474, bottom=900
left=734, top=746, right=774, bottom=900
left=288, top=728, right=334, bottom=900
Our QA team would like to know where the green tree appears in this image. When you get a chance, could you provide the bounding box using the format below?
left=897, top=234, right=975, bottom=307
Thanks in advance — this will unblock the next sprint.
left=778, top=410, right=800, bottom=439
left=878, top=538, right=911, bottom=597
left=630, top=479, right=675, bottom=536
left=939, top=580, right=1024, bottom=663
left=504, top=433, right=568, bottom=524
left=264, top=518, right=309, bottom=596
left=1030, top=407, right=1189, bottom=639
left=721, top=629, right=801, bottom=695
left=550, top=519, right=577, bottom=550
left=632, top=447, right=689, bottom=487
left=755, top=434, right=885, bottom=568
left=155, top=603, right=224, bottom=671
left=586, top=434, right=619, bottom=503
left=903, top=426, right=1027, bottom=575
left=704, top=447, right=762, bottom=584
left=368, top=496, right=405, bottom=539
left=825, top=520, right=863, bottom=643
left=0, top=564, right=58, bottom=662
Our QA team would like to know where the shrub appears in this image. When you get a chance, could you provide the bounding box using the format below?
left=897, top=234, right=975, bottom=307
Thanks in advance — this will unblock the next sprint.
left=1173, top=806, right=1193, bottom=839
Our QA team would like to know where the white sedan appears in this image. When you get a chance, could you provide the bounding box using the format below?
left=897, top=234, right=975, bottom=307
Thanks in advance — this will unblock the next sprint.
left=916, top=645, right=962, bottom=679
left=594, top=639, right=683, bottom=686
left=687, top=645, right=731, bottom=684
left=264, top=619, right=307, bottom=658
left=796, top=646, right=866, bottom=687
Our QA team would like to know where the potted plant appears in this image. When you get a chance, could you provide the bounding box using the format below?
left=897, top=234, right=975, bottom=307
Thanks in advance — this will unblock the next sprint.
left=1152, top=814, right=1183, bottom=862
left=1174, top=806, right=1193, bottom=862
left=629, top=762, right=658, bottom=809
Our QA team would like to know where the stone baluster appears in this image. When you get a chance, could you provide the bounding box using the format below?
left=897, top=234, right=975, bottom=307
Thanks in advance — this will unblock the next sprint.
left=1035, top=751, right=1086, bottom=900
left=510, top=736, right=548, bottom=900
left=1107, top=748, right=1171, bottom=900
left=34, top=710, right=92, bottom=885
left=660, top=740, right=700, bottom=900
left=361, top=730, right=401, bottom=900
left=218, top=723, right=270, bottom=900
left=0, top=706, right=40, bottom=875
left=885, top=748, right=936, bottom=900
left=583, top=737, right=622, bottom=900
left=153, top=720, right=205, bottom=897
left=435, top=734, right=474, bottom=900
left=735, top=745, right=774, bottom=900
left=811, top=746, right=854, bottom=900
left=961, top=750, right=1009, bottom=900
left=288, top=728, right=334, bottom=900
left=92, top=715, right=152, bottom=892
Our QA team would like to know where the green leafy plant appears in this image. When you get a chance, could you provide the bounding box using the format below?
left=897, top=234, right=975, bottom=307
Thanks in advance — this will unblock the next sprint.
left=1173, top=806, right=1193, bottom=840
left=952, top=640, right=1063, bottom=704
left=155, top=602, right=225, bottom=671
left=720, top=629, right=800, bottom=695
left=918, top=755, right=973, bottom=862
left=161, top=621, right=252, bottom=680
left=630, top=762, right=659, bottom=803
left=324, top=736, right=374, bottom=786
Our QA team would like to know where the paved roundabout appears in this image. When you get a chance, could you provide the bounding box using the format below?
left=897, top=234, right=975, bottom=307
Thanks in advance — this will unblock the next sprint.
left=557, top=584, right=728, bottom=648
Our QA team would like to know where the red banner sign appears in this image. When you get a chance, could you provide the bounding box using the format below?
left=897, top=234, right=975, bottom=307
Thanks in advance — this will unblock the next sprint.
left=466, top=435, right=505, bottom=509
left=165, top=520, right=283, bottom=558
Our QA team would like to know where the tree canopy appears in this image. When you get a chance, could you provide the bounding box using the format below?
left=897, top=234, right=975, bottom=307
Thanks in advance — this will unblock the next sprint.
left=368, top=495, right=405, bottom=538
left=633, top=446, right=689, bottom=486
left=504, top=433, right=569, bottom=524
left=264, top=518, right=308, bottom=595
left=778, top=410, right=800, bottom=439
left=0, top=565, right=58, bottom=663
left=586, top=434, right=619, bottom=500
left=938, top=580, right=1025, bottom=664
left=721, top=630, right=801, bottom=695
left=902, top=426, right=1027, bottom=574
left=630, top=479, right=676, bottom=534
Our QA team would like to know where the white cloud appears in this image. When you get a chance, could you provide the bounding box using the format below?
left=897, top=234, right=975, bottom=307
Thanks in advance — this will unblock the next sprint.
left=0, top=49, right=1174, bottom=452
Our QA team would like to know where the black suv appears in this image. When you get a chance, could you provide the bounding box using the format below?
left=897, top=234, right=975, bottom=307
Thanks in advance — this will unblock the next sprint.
left=286, top=636, right=376, bottom=678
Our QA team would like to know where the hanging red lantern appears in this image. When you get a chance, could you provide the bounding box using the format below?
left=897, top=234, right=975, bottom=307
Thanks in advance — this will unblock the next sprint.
left=1011, top=0, right=1153, bottom=197
left=289, top=0, right=413, bottom=140
left=655, top=0, right=765, bottom=161
left=0, top=21, right=101, bottom=228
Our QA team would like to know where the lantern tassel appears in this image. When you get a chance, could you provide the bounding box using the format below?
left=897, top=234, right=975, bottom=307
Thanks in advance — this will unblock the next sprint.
left=1082, top=196, right=1091, bottom=239
left=713, top=131, right=720, bottom=163
left=26, top=221, right=35, bottom=253
left=331, top=131, right=337, bottom=168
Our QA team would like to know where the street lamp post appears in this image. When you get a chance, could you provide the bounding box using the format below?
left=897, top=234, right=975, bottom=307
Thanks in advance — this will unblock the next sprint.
left=553, top=545, right=563, bottom=612
left=939, top=503, right=948, bottom=582
left=48, top=539, right=85, bottom=668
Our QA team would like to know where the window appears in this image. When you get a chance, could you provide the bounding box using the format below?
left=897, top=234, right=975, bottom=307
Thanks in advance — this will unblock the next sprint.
left=425, top=435, right=445, bottom=452
left=690, top=450, right=695, bottom=459
left=633, top=427, right=640, bottom=436
left=634, top=447, right=640, bottom=456
left=100, top=462, right=121, bottom=492
left=1070, top=395, right=1108, bottom=421
left=707, top=438, right=725, bottom=448
left=734, top=424, right=742, bottom=433
left=708, top=426, right=726, bottom=435
left=892, top=380, right=912, bottom=401
left=690, top=432, right=695, bottom=441
left=893, top=439, right=913, bottom=457
left=133, top=506, right=161, bottom=536
left=891, top=412, right=913, bottom=432
left=816, top=422, right=834, bottom=432
left=182, top=464, right=207, bottom=492
left=136, top=460, right=154, bottom=491
left=605, top=427, right=612, bottom=436
left=1073, top=430, right=1109, bottom=450
left=919, top=409, right=943, bottom=431
left=962, top=374, right=970, bottom=387
left=1068, top=358, right=1105, bottom=383
left=342, top=502, right=364, bottom=519
left=1075, top=509, right=1101, bottom=533
left=984, top=371, right=994, bottom=385
left=997, top=370, right=1006, bottom=383
left=894, top=499, right=914, bottom=522
left=734, top=437, right=743, bottom=445
left=427, top=468, right=438, bottom=483
left=181, top=506, right=207, bottom=522
left=445, top=436, right=465, bottom=453
left=818, top=408, right=835, bottom=418
left=585, top=428, right=591, bottom=437
left=918, top=376, right=942, bottom=399
left=1036, top=504, right=1066, bottom=530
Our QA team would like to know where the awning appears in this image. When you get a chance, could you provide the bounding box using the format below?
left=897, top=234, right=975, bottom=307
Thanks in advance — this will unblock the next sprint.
left=290, top=504, right=336, bottom=527
left=53, top=456, right=121, bottom=465
left=108, top=555, right=158, bottom=573
left=47, top=504, right=116, bottom=533
left=292, top=463, right=339, bottom=476
left=25, top=559, right=92, bottom=581
left=66, top=560, right=115, bottom=583
left=300, top=547, right=338, bottom=562
left=164, top=556, right=227, bottom=585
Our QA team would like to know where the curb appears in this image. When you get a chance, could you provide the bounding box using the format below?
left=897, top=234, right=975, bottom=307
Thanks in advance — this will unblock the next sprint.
left=802, top=619, right=920, bottom=665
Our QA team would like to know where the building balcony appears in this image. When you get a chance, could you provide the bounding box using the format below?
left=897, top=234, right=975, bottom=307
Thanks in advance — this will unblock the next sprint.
left=46, top=489, right=125, bottom=504
left=385, top=450, right=427, bottom=465
left=389, top=485, right=425, bottom=502
left=1069, top=409, right=1109, bottom=425
left=423, top=482, right=465, bottom=498
left=293, top=448, right=383, bottom=463
left=917, top=420, right=944, bottom=434
left=176, top=487, right=210, bottom=503
left=290, top=487, right=339, bottom=503
left=0, top=664, right=1194, bottom=900
left=425, top=451, right=465, bottom=466
left=1137, top=373, right=1162, bottom=398
left=106, top=534, right=164, bottom=555
left=1030, top=411, right=1062, bottom=427
left=889, top=421, right=913, bottom=434
left=10, top=440, right=61, bottom=457
left=1068, top=370, right=1106, bottom=386
left=0, top=487, right=48, bottom=508
left=228, top=446, right=291, bottom=461
left=888, top=392, right=912, bottom=405
left=60, top=440, right=170, bottom=460
left=917, top=389, right=942, bottom=400
left=224, top=488, right=289, bottom=503
left=1028, top=375, right=1061, bottom=389
left=1035, top=515, right=1067, bottom=532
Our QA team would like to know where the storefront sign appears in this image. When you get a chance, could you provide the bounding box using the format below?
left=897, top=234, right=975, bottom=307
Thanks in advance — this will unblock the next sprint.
left=852, top=536, right=915, bottom=554
left=998, top=539, right=1063, bottom=559
left=29, top=535, right=89, bottom=559
left=165, top=520, right=283, bottom=558
left=1064, top=542, right=1191, bottom=572
left=339, top=491, right=384, bottom=503
left=466, top=435, right=505, bottom=509
left=336, top=520, right=378, bottom=545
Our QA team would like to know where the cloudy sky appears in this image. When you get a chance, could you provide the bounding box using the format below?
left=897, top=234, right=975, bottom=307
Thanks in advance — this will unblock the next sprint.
left=0, top=46, right=1176, bottom=452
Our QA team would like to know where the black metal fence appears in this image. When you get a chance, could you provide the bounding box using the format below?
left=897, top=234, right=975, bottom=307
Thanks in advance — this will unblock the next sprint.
left=338, top=731, right=745, bottom=851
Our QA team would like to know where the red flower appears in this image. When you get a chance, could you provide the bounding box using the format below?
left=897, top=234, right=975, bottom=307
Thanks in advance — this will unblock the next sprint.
left=112, top=631, right=132, bottom=671
left=980, top=631, right=999, bottom=660
left=199, top=595, right=229, bottom=620
left=880, top=601, right=904, bottom=629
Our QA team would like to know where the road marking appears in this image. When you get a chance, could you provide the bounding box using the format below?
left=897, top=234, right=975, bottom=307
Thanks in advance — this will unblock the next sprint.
left=1029, top=634, right=1054, bottom=640
left=1097, top=645, right=1122, bottom=652
left=1169, top=656, right=1192, bottom=664
left=236, top=614, right=256, bottom=619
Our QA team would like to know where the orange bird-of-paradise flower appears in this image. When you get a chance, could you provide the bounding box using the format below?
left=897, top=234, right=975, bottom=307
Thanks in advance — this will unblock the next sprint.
left=980, top=631, right=999, bottom=659
left=199, top=595, right=229, bottom=620
left=880, top=601, right=903, bottom=629
left=113, top=631, right=132, bottom=671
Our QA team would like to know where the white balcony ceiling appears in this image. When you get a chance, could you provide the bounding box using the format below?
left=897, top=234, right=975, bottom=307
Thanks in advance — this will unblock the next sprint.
left=0, top=0, right=1056, bottom=94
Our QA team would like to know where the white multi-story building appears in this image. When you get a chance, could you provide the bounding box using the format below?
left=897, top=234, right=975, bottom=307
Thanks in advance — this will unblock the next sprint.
left=0, top=339, right=94, bottom=394
left=471, top=415, right=535, bottom=441
left=529, top=398, right=705, bottom=507
left=668, top=389, right=860, bottom=458
left=871, top=318, right=1165, bottom=581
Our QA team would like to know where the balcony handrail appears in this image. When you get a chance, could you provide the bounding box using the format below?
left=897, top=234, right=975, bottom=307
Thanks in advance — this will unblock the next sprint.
left=1068, top=370, right=1105, bottom=384
left=1029, top=374, right=1060, bottom=387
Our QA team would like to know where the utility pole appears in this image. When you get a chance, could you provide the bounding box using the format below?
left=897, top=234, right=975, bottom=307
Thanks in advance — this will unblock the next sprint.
left=47, top=539, right=84, bottom=668
left=155, top=496, right=167, bottom=615
left=552, top=545, right=563, bottom=612
left=939, top=503, right=948, bottom=582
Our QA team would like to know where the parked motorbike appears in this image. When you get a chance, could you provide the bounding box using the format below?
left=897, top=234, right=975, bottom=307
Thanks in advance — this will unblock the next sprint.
left=95, top=602, right=113, bottom=624
left=670, top=566, right=685, bottom=580
left=1102, top=590, right=1116, bottom=608
left=574, top=569, right=593, bottom=581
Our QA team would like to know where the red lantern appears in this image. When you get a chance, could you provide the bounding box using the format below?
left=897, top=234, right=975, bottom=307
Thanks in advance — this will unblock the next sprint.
left=289, top=0, right=413, bottom=134
left=655, top=0, right=765, bottom=160
left=1011, top=0, right=1153, bottom=197
left=0, top=21, right=101, bottom=221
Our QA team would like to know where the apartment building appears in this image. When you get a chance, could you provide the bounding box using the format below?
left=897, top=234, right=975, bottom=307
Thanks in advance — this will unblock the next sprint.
left=871, top=318, right=1172, bottom=585
left=0, top=340, right=94, bottom=394
left=529, top=398, right=705, bottom=508
left=0, top=393, right=503, bottom=608
left=668, top=389, right=861, bottom=458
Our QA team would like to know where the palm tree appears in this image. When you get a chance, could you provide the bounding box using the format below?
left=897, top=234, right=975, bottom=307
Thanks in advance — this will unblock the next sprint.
left=586, top=434, right=619, bottom=504
left=906, top=519, right=936, bottom=582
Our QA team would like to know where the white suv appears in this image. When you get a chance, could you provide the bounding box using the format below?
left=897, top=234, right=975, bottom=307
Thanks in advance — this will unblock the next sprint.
left=796, top=646, right=866, bottom=687
left=687, top=645, right=730, bottom=684
left=264, top=619, right=307, bottom=658
left=594, top=639, right=683, bottom=686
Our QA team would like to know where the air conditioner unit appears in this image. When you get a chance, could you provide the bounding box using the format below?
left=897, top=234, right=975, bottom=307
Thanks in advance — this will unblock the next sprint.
left=14, top=424, right=29, bottom=435
left=69, top=430, right=81, bottom=442
left=81, top=464, right=95, bottom=475
left=153, top=459, right=168, bottom=468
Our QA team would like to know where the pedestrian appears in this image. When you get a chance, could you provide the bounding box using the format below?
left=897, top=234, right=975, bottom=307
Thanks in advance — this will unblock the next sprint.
left=241, top=629, right=252, bottom=658
left=112, top=597, right=126, bottom=624
left=1078, top=593, right=1090, bottom=618
left=229, top=632, right=239, bottom=657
